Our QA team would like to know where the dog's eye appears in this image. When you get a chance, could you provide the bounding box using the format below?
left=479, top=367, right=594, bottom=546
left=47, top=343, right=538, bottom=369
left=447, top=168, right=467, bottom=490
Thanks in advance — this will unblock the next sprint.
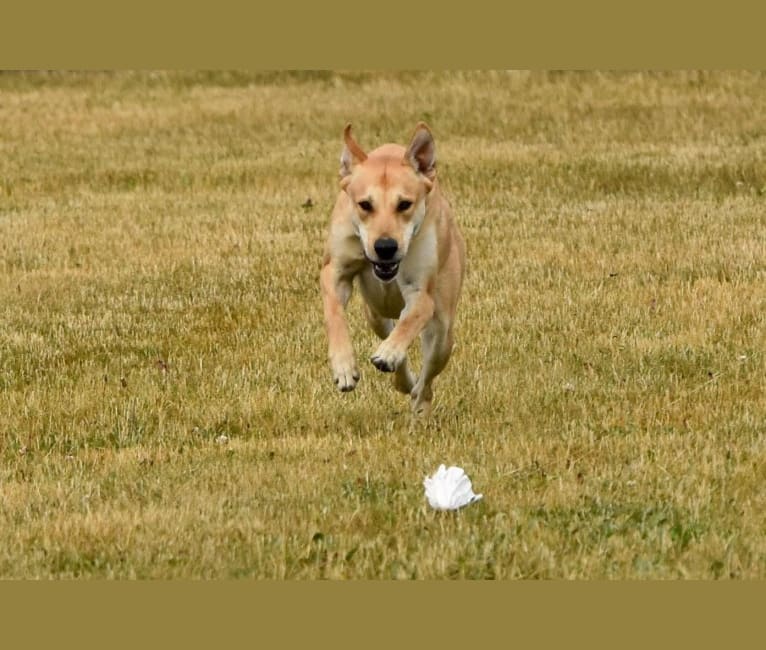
left=358, top=200, right=373, bottom=212
left=397, top=200, right=413, bottom=212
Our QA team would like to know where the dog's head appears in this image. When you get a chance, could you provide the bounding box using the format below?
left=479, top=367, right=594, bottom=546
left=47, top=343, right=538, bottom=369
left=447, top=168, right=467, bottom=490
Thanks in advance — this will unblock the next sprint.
left=339, top=123, right=436, bottom=282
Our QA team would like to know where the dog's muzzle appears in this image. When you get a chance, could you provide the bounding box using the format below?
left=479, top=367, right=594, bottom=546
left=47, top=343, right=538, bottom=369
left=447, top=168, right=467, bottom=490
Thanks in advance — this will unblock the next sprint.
left=371, top=260, right=399, bottom=282
left=370, top=237, right=400, bottom=281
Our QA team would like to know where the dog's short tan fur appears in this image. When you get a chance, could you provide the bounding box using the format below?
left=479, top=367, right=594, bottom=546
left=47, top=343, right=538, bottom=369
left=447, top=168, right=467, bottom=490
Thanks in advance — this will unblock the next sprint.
left=320, top=123, right=465, bottom=415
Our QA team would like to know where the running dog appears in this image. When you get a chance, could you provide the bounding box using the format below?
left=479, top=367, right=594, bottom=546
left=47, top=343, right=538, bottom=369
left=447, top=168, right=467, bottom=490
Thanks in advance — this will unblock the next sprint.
left=320, top=122, right=465, bottom=416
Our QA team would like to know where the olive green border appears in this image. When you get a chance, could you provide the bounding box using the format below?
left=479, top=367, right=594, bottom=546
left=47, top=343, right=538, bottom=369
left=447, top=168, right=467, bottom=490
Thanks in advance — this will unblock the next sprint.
left=2, top=1, right=765, bottom=648
left=1, top=582, right=764, bottom=646
left=1, top=1, right=765, bottom=67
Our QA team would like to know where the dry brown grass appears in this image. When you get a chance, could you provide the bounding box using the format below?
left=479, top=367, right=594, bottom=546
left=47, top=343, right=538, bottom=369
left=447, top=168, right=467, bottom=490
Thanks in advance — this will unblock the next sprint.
left=0, top=71, right=765, bottom=578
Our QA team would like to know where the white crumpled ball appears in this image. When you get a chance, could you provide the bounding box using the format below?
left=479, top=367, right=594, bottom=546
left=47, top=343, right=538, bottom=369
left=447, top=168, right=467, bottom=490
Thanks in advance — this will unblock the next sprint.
left=423, top=464, right=483, bottom=511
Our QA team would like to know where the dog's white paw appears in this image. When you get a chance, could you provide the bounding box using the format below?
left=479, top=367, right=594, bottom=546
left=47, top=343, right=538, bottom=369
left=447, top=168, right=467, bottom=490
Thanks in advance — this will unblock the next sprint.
left=331, top=356, right=360, bottom=392
left=370, top=340, right=406, bottom=373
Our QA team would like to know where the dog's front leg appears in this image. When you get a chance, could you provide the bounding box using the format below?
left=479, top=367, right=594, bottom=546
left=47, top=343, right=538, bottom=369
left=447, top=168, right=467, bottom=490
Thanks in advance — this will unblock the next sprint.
left=370, top=285, right=434, bottom=373
left=320, top=261, right=360, bottom=392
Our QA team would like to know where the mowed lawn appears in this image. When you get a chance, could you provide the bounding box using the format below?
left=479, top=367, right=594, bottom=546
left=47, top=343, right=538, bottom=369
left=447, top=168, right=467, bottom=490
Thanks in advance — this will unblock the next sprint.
left=0, top=71, right=764, bottom=578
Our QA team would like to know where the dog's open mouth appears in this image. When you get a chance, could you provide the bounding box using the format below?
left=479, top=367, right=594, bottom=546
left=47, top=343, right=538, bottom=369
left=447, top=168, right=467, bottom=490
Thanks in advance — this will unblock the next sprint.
left=371, top=261, right=399, bottom=281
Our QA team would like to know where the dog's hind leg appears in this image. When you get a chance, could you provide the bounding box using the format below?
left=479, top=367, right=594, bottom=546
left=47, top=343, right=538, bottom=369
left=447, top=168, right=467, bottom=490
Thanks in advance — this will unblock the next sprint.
left=363, top=303, right=416, bottom=395
left=411, top=317, right=454, bottom=416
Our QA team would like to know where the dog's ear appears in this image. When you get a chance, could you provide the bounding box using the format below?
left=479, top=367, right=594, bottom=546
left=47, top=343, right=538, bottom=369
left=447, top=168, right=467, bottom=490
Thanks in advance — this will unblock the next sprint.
left=340, top=123, right=367, bottom=181
left=405, top=122, right=436, bottom=180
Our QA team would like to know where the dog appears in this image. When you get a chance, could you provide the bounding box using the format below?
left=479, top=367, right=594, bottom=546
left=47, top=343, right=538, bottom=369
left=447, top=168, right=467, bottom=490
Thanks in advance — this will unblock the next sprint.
left=320, top=122, right=465, bottom=416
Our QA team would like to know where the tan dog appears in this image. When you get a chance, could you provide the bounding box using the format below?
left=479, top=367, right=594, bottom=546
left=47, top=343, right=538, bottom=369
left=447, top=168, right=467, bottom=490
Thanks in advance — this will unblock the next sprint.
left=320, top=122, right=465, bottom=416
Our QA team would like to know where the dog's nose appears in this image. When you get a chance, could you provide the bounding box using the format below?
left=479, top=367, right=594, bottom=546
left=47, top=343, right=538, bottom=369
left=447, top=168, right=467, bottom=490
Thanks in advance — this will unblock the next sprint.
left=374, top=237, right=398, bottom=260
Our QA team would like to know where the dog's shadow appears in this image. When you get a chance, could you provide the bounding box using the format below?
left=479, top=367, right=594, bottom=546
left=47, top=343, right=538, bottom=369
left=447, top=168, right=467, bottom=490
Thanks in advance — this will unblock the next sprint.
left=325, top=382, right=457, bottom=439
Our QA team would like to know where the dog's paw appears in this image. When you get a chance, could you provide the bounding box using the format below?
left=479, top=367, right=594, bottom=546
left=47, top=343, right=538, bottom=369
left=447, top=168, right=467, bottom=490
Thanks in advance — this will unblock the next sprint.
left=410, top=383, right=433, bottom=417
left=370, top=341, right=406, bottom=373
left=411, top=398, right=432, bottom=418
left=331, top=357, right=360, bottom=392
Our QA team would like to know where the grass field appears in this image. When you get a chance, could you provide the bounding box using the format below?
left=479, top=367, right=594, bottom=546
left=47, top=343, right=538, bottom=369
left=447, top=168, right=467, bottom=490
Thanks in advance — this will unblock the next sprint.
left=0, top=71, right=764, bottom=578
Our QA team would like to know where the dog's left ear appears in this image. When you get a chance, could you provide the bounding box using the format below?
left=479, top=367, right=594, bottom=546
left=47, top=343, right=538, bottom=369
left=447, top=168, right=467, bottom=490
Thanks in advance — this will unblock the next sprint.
left=340, top=123, right=367, bottom=182
left=405, top=122, right=436, bottom=181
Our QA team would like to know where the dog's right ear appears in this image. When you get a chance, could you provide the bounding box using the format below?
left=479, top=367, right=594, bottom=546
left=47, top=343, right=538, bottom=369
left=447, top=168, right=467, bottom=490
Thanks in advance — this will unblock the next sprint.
left=405, top=122, right=436, bottom=181
left=340, top=123, right=367, bottom=184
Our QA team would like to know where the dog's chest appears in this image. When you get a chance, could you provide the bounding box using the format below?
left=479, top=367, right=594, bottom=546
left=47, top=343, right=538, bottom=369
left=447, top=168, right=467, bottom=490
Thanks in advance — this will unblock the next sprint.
left=358, top=266, right=406, bottom=319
